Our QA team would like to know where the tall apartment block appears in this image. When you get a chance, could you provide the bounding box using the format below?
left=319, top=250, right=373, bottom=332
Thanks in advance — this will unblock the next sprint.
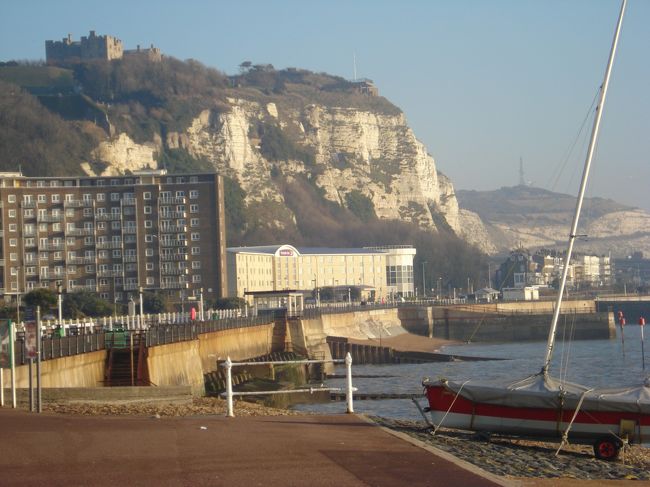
left=0, top=171, right=227, bottom=308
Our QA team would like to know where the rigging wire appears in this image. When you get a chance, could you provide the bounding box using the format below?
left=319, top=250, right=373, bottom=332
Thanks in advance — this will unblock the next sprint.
left=546, top=88, right=600, bottom=194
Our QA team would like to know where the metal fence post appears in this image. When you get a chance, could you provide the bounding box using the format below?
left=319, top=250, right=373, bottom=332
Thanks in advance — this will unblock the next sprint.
left=225, top=356, right=234, bottom=417
left=345, top=352, right=354, bottom=414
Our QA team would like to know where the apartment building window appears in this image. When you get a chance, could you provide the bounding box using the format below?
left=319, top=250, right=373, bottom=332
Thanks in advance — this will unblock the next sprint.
left=100, top=293, right=109, bottom=299
left=111, top=221, right=121, bottom=230
left=99, top=279, right=108, bottom=286
left=111, top=193, right=120, bottom=201
left=37, top=194, right=46, bottom=203
left=112, top=249, right=121, bottom=258
left=54, top=252, right=62, bottom=260
left=126, top=263, right=136, bottom=271
left=110, top=179, right=119, bottom=186
left=191, top=218, right=199, bottom=227
left=67, top=266, right=77, bottom=274
left=125, top=235, right=136, bottom=244
left=189, top=190, right=199, bottom=199
left=53, top=223, right=61, bottom=232
left=51, top=194, right=60, bottom=203
left=84, top=236, right=93, bottom=245
left=83, top=208, right=92, bottom=217
left=111, top=207, right=120, bottom=216
left=97, top=222, right=106, bottom=230
left=85, top=265, right=95, bottom=273
left=190, top=204, right=199, bottom=213
left=68, top=280, right=77, bottom=288
left=55, top=266, right=63, bottom=276
left=26, top=266, right=36, bottom=275
left=97, top=193, right=105, bottom=201
left=10, top=267, right=18, bottom=276
left=113, top=264, right=123, bottom=272
left=145, top=248, right=154, bottom=257
left=98, top=250, right=108, bottom=259
left=144, top=206, right=152, bottom=214
left=189, top=176, right=198, bottom=183
left=144, top=220, right=152, bottom=228
left=191, top=232, right=200, bottom=241
left=146, top=263, right=154, bottom=271
left=143, top=192, right=151, bottom=200
left=146, top=277, right=155, bottom=286
left=65, top=194, right=74, bottom=202
left=192, top=261, right=201, bottom=269
left=8, top=209, right=16, bottom=218
left=191, top=247, right=200, bottom=255
left=83, top=194, right=92, bottom=202
left=24, top=209, right=34, bottom=218
left=25, top=252, right=35, bottom=262
left=39, top=223, right=47, bottom=233
left=7, top=195, right=15, bottom=203
left=192, top=275, right=202, bottom=283
left=8, top=224, right=17, bottom=232
left=84, top=222, right=93, bottom=231
left=176, top=191, right=185, bottom=197
left=145, top=235, right=155, bottom=243
left=65, top=208, right=74, bottom=217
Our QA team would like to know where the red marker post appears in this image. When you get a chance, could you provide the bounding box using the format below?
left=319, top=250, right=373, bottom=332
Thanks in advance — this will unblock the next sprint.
left=619, top=313, right=626, bottom=358
left=639, top=316, right=646, bottom=370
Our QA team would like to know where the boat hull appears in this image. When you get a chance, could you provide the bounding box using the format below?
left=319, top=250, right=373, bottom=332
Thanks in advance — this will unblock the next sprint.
left=425, top=384, right=650, bottom=444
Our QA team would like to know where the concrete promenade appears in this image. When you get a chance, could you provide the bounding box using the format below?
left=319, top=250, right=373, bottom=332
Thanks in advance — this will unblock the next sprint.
left=0, top=409, right=509, bottom=487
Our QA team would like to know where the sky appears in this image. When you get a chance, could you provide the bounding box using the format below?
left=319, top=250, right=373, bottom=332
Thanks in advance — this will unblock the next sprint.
left=2, top=0, right=649, bottom=210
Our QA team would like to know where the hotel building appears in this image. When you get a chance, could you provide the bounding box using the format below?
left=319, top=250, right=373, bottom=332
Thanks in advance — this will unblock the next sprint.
left=0, top=171, right=227, bottom=306
left=227, top=244, right=416, bottom=301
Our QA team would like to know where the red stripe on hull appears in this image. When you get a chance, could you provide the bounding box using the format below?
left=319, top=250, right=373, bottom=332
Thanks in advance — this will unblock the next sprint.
left=425, top=385, right=650, bottom=428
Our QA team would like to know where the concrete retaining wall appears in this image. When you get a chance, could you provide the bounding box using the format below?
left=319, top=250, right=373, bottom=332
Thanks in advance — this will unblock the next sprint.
left=147, top=340, right=205, bottom=395
left=197, top=324, right=275, bottom=373
left=1, top=350, right=106, bottom=389
left=1, top=386, right=192, bottom=405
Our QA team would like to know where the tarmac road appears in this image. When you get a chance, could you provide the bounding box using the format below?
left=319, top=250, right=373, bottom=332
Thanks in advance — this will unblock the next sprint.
left=0, top=409, right=508, bottom=487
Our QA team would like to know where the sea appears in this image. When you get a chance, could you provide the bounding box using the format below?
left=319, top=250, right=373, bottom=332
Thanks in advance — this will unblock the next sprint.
left=292, top=324, right=649, bottom=421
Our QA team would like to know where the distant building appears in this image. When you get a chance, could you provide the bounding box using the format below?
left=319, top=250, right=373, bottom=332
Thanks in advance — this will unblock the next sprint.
left=45, top=31, right=161, bottom=65
left=227, top=244, right=416, bottom=301
left=502, top=286, right=539, bottom=301
left=351, top=78, right=379, bottom=96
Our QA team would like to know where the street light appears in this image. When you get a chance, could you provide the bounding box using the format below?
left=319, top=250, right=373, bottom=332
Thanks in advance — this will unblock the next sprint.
left=422, top=261, right=427, bottom=298
left=56, top=282, right=63, bottom=322
left=139, top=286, right=144, bottom=326
left=348, top=287, right=351, bottom=305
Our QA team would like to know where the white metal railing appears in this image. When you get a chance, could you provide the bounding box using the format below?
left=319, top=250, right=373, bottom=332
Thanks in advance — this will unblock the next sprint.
left=220, top=353, right=356, bottom=417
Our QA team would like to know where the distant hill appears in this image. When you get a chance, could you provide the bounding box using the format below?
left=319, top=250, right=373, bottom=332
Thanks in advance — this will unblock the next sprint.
left=457, top=185, right=650, bottom=257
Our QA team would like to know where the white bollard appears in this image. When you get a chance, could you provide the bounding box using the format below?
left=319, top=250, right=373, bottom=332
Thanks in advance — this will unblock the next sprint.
left=345, top=352, right=354, bottom=414
left=225, top=356, right=234, bottom=417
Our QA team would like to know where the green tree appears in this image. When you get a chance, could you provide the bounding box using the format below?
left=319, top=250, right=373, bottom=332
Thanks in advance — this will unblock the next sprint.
left=211, top=297, right=245, bottom=310
left=23, top=288, right=57, bottom=311
left=143, top=292, right=166, bottom=314
left=62, top=291, right=113, bottom=318
left=345, top=190, right=376, bottom=222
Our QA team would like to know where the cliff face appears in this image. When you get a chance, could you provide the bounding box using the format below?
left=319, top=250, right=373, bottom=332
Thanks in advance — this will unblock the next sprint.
left=149, top=99, right=483, bottom=246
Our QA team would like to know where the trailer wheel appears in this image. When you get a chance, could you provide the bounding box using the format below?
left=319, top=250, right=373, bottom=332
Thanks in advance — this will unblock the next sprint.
left=593, top=436, right=621, bottom=461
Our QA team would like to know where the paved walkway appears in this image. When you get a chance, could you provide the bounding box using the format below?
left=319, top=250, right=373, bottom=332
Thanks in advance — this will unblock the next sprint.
left=0, top=409, right=509, bottom=486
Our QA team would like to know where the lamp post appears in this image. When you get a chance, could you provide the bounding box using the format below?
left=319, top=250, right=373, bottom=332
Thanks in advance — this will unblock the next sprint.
left=139, top=286, right=144, bottom=327
left=57, top=282, right=63, bottom=323
left=348, top=287, right=351, bottom=306
left=199, top=287, right=204, bottom=321
left=422, top=261, right=427, bottom=298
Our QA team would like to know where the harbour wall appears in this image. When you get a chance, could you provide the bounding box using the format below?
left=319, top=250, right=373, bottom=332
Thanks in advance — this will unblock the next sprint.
left=0, top=303, right=614, bottom=394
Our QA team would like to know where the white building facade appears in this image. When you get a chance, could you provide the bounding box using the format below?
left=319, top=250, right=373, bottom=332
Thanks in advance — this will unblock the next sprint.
left=227, top=244, right=416, bottom=301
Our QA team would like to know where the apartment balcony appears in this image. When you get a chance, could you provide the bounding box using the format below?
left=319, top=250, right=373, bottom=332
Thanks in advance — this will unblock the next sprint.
left=96, top=241, right=123, bottom=249
left=123, top=255, right=137, bottom=263
left=159, top=196, right=186, bottom=205
left=160, top=240, right=187, bottom=247
left=160, top=211, right=187, bottom=219
left=122, top=227, right=137, bottom=234
left=160, top=281, right=189, bottom=290
left=161, top=225, right=187, bottom=234
left=95, top=213, right=121, bottom=221
left=122, top=198, right=136, bottom=206
left=23, top=230, right=37, bottom=237
left=39, top=243, right=66, bottom=251
left=97, top=270, right=123, bottom=278
left=122, top=283, right=140, bottom=291
left=160, top=254, right=188, bottom=261
left=21, top=201, right=36, bottom=208
left=64, top=199, right=93, bottom=208
left=37, top=215, right=63, bottom=223
left=161, top=268, right=189, bottom=276
left=65, top=228, right=94, bottom=237
left=71, top=284, right=97, bottom=292
left=67, top=256, right=96, bottom=265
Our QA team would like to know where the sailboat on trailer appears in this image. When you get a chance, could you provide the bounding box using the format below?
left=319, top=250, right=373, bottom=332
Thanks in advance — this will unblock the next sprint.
left=422, top=0, right=650, bottom=460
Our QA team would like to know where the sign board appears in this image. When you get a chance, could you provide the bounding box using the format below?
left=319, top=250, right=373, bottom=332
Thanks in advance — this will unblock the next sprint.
left=0, top=320, right=11, bottom=368
left=24, top=322, right=38, bottom=359
left=279, top=249, right=294, bottom=257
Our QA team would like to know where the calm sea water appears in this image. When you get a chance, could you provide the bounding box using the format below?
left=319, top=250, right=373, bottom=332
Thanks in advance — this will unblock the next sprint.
left=292, top=325, right=649, bottom=421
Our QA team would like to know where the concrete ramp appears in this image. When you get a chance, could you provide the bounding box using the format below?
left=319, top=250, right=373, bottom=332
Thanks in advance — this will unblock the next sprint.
left=320, top=308, right=408, bottom=341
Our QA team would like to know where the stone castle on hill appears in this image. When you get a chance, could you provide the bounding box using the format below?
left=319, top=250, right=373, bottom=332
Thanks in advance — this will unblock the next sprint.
left=45, top=30, right=161, bottom=65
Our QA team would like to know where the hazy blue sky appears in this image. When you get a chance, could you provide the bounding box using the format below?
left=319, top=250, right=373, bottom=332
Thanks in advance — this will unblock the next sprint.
left=2, top=0, right=649, bottom=210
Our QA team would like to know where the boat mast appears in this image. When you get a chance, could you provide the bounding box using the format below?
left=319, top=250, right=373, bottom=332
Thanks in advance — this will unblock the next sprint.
left=542, top=0, right=627, bottom=375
